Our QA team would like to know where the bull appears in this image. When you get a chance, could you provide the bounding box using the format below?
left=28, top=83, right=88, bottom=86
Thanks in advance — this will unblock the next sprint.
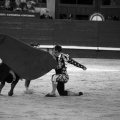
left=0, top=62, right=20, bottom=96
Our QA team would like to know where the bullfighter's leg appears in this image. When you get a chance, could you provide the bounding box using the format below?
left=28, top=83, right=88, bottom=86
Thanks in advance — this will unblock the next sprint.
left=8, top=74, right=20, bottom=96
left=25, top=79, right=31, bottom=90
left=57, top=82, right=83, bottom=96
left=24, top=80, right=33, bottom=94
left=0, top=79, right=6, bottom=94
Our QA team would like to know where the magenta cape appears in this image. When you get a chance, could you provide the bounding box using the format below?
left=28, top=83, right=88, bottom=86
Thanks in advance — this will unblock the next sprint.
left=0, top=34, right=57, bottom=80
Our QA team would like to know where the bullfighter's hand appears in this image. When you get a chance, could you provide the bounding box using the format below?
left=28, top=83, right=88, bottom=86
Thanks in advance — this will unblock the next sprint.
left=81, top=65, right=87, bottom=71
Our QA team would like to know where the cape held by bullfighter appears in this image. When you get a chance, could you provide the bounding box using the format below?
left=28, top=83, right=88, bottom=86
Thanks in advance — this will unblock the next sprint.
left=0, top=34, right=57, bottom=80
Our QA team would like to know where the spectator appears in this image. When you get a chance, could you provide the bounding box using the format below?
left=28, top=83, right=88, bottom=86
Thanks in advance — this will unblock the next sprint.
left=4, top=0, right=13, bottom=11
left=40, top=14, right=53, bottom=19
left=40, top=9, right=53, bottom=19
left=106, top=15, right=120, bottom=21
left=14, top=0, right=22, bottom=11
left=0, top=0, right=5, bottom=10
left=67, top=14, right=73, bottom=20
left=106, top=15, right=113, bottom=21
left=113, top=15, right=120, bottom=21
left=23, top=1, right=35, bottom=12
left=21, top=0, right=27, bottom=10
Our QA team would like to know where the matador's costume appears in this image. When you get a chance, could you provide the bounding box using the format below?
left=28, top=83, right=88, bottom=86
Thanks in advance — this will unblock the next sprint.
left=52, top=53, right=85, bottom=96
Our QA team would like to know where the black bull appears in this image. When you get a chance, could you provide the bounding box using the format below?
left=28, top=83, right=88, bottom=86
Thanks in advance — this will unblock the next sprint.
left=0, top=62, right=20, bottom=96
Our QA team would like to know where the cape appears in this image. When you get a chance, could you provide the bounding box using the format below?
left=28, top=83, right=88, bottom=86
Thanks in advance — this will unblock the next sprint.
left=0, top=34, right=57, bottom=80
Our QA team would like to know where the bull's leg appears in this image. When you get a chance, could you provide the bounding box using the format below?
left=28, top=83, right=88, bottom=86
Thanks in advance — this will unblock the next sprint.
left=0, top=80, right=6, bottom=94
left=8, top=74, right=20, bottom=96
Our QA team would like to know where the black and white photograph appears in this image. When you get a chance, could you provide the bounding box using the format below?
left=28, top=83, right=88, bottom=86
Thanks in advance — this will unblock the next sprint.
left=0, top=0, right=120, bottom=120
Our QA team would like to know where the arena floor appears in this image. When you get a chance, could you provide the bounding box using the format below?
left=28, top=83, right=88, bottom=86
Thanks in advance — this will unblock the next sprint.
left=0, top=58, right=120, bottom=120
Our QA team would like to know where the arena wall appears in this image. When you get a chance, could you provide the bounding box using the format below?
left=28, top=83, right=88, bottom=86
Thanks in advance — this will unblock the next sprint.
left=0, top=17, right=120, bottom=58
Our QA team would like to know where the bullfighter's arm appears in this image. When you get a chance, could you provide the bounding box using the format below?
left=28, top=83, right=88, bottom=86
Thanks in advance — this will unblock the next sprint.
left=66, top=55, right=87, bottom=70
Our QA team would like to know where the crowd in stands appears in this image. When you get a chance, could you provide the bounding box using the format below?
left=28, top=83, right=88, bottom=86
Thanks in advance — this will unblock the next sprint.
left=106, top=15, right=120, bottom=21
left=0, top=0, right=53, bottom=19
left=0, top=0, right=35, bottom=12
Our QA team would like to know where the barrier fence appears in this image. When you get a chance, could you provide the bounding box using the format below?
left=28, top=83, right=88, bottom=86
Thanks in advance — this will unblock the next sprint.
left=0, top=16, right=120, bottom=58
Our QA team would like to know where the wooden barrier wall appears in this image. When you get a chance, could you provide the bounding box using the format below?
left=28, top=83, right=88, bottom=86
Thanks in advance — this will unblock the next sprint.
left=0, top=17, right=120, bottom=58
